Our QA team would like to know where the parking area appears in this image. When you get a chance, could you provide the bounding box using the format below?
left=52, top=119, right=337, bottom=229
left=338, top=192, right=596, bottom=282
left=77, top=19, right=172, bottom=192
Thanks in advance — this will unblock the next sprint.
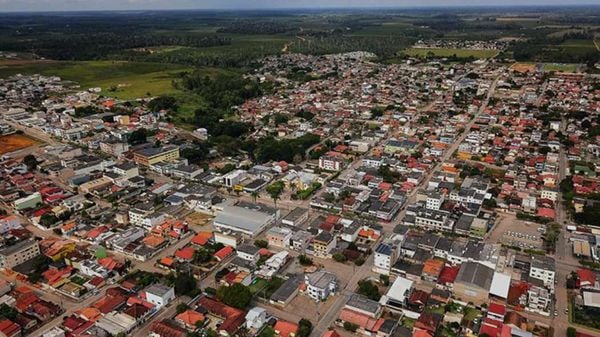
left=487, top=213, right=545, bottom=249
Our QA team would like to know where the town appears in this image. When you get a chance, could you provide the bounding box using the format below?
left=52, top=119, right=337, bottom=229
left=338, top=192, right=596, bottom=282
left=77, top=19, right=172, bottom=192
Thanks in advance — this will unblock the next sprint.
left=0, top=34, right=600, bottom=337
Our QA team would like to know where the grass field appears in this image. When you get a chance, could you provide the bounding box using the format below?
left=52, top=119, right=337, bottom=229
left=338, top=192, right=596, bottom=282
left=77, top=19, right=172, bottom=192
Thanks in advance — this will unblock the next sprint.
left=403, top=48, right=498, bottom=59
left=0, top=134, right=38, bottom=155
left=542, top=63, right=579, bottom=73
left=0, top=60, right=192, bottom=100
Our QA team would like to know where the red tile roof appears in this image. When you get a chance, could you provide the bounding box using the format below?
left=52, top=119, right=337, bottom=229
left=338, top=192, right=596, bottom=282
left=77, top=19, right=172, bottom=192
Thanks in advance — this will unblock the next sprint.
left=0, top=319, right=20, bottom=337
left=214, top=246, right=234, bottom=261
left=196, top=297, right=245, bottom=334
left=175, top=246, right=195, bottom=260
left=274, top=320, right=299, bottom=337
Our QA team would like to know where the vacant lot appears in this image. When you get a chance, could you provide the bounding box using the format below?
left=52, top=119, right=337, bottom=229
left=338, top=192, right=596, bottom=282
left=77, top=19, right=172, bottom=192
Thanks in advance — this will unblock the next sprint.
left=487, top=213, right=544, bottom=249
left=0, top=60, right=192, bottom=100
left=404, top=48, right=498, bottom=59
left=511, top=62, right=537, bottom=73
left=0, top=134, right=38, bottom=155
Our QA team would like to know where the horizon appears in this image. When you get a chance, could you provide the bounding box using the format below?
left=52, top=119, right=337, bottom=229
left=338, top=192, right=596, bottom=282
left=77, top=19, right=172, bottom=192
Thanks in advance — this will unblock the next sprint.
left=0, top=0, right=598, bottom=13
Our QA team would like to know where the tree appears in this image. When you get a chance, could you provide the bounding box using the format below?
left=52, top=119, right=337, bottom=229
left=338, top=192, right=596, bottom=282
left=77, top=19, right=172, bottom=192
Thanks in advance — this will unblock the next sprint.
left=343, top=322, right=359, bottom=332
left=39, top=213, right=59, bottom=228
left=128, top=128, right=149, bottom=145
left=332, top=253, right=347, bottom=263
left=254, top=240, right=268, bottom=249
left=379, top=274, right=390, bottom=286
left=0, top=304, right=17, bottom=320
left=148, top=95, right=178, bottom=112
left=266, top=181, right=285, bottom=206
left=176, top=303, right=190, bottom=314
left=357, top=280, right=381, bottom=301
left=217, top=283, right=252, bottom=309
left=567, top=327, right=577, bottom=337
left=259, top=326, right=276, bottom=337
left=251, top=191, right=260, bottom=203
left=297, top=319, right=313, bottom=337
left=173, top=273, right=198, bottom=296
left=23, top=154, right=38, bottom=171
left=298, top=254, right=313, bottom=266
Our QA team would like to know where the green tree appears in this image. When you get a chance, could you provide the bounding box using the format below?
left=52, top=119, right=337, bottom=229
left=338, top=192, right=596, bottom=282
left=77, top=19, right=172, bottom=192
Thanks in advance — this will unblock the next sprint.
left=567, top=327, right=577, bottom=337
left=217, top=283, right=252, bottom=309
left=23, top=154, right=38, bottom=171
left=176, top=303, right=190, bottom=314
left=297, top=319, right=313, bottom=337
left=357, top=280, right=381, bottom=301
left=173, top=273, right=198, bottom=296
left=343, top=322, right=359, bottom=332
left=251, top=191, right=260, bottom=203
left=266, top=181, right=285, bottom=206
left=259, top=326, right=276, bottom=337
left=254, top=240, right=268, bottom=249
left=298, top=254, right=313, bottom=266
left=332, top=253, right=347, bottom=263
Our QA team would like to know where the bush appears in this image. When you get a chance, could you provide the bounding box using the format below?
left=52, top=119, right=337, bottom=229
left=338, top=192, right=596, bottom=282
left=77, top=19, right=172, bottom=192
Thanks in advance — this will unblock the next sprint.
left=298, top=254, right=313, bottom=266
left=343, top=322, right=359, bottom=332
left=332, top=253, right=347, bottom=263
left=354, top=257, right=365, bottom=266
left=254, top=240, right=269, bottom=249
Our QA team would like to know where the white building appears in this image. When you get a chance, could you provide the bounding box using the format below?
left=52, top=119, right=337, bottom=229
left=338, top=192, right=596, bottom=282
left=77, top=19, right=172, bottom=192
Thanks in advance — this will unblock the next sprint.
left=529, top=256, right=556, bottom=289
left=305, top=271, right=337, bottom=301
left=318, top=156, right=344, bottom=172
left=144, top=284, right=175, bottom=309
left=373, top=242, right=396, bottom=275
left=380, top=276, right=413, bottom=311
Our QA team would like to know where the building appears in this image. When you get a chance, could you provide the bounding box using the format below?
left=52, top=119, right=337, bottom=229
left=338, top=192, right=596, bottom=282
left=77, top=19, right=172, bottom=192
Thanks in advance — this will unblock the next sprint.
left=281, top=207, right=309, bottom=227
left=305, top=271, right=337, bottom=301
left=236, top=244, right=260, bottom=264
left=99, top=139, right=129, bottom=157
left=222, top=170, right=247, bottom=188
left=426, top=192, right=445, bottom=210
left=312, top=231, right=336, bottom=258
left=0, top=240, right=40, bottom=269
left=14, top=192, right=42, bottom=211
left=266, top=226, right=293, bottom=248
left=213, top=202, right=279, bottom=237
left=380, top=276, right=413, bottom=311
left=373, top=242, right=396, bottom=275
left=529, top=256, right=555, bottom=289
left=453, top=262, right=494, bottom=306
left=319, top=156, right=344, bottom=172
left=144, top=284, right=175, bottom=309
left=133, top=145, right=180, bottom=167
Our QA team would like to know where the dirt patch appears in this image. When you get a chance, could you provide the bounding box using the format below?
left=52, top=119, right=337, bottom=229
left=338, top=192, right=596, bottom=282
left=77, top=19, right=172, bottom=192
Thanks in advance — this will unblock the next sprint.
left=0, top=134, right=38, bottom=155
left=511, top=63, right=536, bottom=73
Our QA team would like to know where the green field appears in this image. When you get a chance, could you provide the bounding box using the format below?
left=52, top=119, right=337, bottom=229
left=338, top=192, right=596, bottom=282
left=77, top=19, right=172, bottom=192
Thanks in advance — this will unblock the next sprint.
left=542, top=63, right=579, bottom=72
left=0, top=60, right=192, bottom=100
left=403, top=48, right=498, bottom=59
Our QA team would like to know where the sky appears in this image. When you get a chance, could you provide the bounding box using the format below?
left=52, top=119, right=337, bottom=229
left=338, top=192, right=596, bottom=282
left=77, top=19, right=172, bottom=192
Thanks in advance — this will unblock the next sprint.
left=0, top=0, right=595, bottom=12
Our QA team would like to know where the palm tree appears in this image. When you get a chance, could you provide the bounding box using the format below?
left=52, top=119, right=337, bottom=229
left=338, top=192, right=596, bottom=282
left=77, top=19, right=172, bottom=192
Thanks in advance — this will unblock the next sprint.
left=250, top=191, right=260, bottom=203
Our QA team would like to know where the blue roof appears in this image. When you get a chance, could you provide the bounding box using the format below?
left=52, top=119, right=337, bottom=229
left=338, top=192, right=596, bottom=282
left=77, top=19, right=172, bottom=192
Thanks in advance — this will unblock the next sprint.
left=375, top=243, right=392, bottom=255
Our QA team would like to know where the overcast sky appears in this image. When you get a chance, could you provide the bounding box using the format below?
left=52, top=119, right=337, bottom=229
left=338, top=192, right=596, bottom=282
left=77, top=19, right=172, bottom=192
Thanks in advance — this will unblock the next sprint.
left=0, top=0, right=595, bottom=12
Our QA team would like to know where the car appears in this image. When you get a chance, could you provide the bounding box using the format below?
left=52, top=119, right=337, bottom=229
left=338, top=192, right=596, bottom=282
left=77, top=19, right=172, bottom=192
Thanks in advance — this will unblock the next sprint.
left=565, top=309, right=569, bottom=314
left=554, top=310, right=558, bottom=316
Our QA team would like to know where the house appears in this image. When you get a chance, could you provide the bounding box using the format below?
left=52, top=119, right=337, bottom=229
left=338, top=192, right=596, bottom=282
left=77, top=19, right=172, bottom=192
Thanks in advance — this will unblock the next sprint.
left=487, top=303, right=506, bottom=321
left=245, top=307, right=267, bottom=330
left=414, top=313, right=442, bottom=335
left=0, top=319, right=21, bottom=337
left=270, top=275, right=301, bottom=307
left=453, top=262, right=494, bottom=306
left=305, top=271, right=337, bottom=301
left=143, top=284, right=175, bottom=309
left=236, top=244, right=260, bottom=264
left=149, top=319, right=187, bottom=337
left=175, top=310, right=205, bottom=330
left=196, top=296, right=246, bottom=336
left=274, top=320, right=299, bottom=337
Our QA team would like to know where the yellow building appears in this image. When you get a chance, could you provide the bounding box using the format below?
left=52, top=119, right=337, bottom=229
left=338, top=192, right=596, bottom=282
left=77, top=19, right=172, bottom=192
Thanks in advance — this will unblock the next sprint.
left=133, top=145, right=180, bottom=167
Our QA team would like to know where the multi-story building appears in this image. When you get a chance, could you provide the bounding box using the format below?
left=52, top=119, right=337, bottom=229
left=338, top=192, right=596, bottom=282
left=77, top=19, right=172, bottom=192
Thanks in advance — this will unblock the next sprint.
left=312, top=231, right=336, bottom=258
left=305, top=271, right=337, bottom=301
left=266, top=226, right=293, bottom=248
left=373, top=242, right=397, bottom=275
left=318, top=155, right=344, bottom=172
left=0, top=240, right=40, bottom=269
left=133, top=145, right=180, bottom=167
left=529, top=256, right=556, bottom=289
